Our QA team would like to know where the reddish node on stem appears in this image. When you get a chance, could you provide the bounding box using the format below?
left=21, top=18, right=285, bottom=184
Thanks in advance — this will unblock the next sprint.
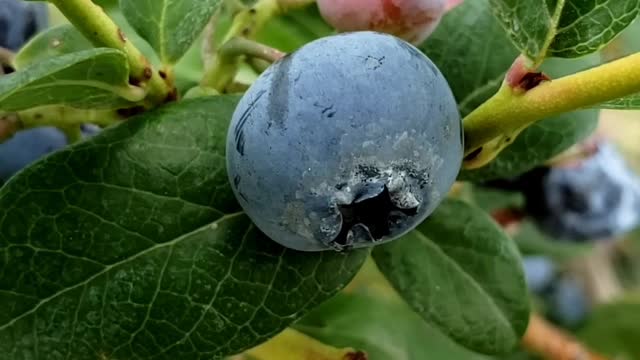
left=506, top=55, right=550, bottom=92
left=491, top=207, right=526, bottom=227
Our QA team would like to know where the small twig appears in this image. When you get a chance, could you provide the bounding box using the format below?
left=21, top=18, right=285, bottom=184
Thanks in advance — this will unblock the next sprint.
left=248, top=57, right=271, bottom=74
left=202, top=11, right=221, bottom=70
left=522, top=313, right=609, bottom=360
left=48, top=0, right=172, bottom=105
left=202, top=37, right=285, bottom=91
left=463, top=51, right=640, bottom=169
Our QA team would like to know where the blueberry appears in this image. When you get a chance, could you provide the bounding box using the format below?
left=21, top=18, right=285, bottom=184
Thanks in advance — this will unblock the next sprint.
left=226, top=32, right=462, bottom=251
left=0, top=127, right=67, bottom=182
left=535, top=142, right=640, bottom=241
left=546, top=276, right=590, bottom=327
left=522, top=256, right=556, bottom=293
left=0, top=0, right=48, bottom=51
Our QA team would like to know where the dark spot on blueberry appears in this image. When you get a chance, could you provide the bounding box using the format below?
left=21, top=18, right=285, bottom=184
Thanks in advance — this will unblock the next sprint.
left=332, top=186, right=418, bottom=246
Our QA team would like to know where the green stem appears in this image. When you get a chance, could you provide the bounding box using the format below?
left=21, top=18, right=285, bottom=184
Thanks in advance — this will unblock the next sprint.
left=200, top=0, right=309, bottom=90
left=463, top=51, right=640, bottom=169
left=19, top=106, right=122, bottom=128
left=202, top=37, right=285, bottom=91
left=48, top=0, right=171, bottom=105
left=60, top=126, right=83, bottom=144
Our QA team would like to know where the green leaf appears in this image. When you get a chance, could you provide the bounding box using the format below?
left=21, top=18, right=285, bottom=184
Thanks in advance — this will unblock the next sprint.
left=515, top=222, right=593, bottom=260
left=14, top=25, right=93, bottom=69
left=490, top=0, right=640, bottom=64
left=372, top=199, right=530, bottom=355
left=119, top=0, right=222, bottom=64
left=295, top=292, right=493, bottom=360
left=471, top=185, right=524, bottom=213
left=599, top=95, right=640, bottom=109
left=578, top=299, right=640, bottom=359
left=257, top=6, right=335, bottom=53
left=0, top=48, right=143, bottom=111
left=460, top=109, right=599, bottom=182
left=420, top=0, right=519, bottom=117
left=0, top=96, right=367, bottom=359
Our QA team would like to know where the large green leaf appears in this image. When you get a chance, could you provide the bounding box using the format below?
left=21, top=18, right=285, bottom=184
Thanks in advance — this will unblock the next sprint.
left=490, top=0, right=640, bottom=64
left=421, top=0, right=519, bottom=117
left=0, top=48, right=142, bottom=111
left=14, top=25, right=93, bottom=69
left=0, top=96, right=367, bottom=359
left=460, top=109, right=599, bottom=182
left=295, top=292, right=493, bottom=360
left=372, top=199, right=530, bottom=355
left=119, top=0, right=222, bottom=64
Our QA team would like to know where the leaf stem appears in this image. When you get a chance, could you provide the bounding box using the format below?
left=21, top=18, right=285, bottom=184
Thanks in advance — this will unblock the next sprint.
left=463, top=51, right=640, bottom=169
left=201, top=0, right=296, bottom=90
left=18, top=106, right=122, bottom=128
left=202, top=37, right=285, bottom=92
left=47, top=0, right=172, bottom=105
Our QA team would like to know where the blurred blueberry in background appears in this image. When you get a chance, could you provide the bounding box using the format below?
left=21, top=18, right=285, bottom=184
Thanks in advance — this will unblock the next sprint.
left=523, top=256, right=556, bottom=293
left=536, top=141, right=640, bottom=241
left=0, top=0, right=48, bottom=51
left=0, top=127, right=67, bottom=181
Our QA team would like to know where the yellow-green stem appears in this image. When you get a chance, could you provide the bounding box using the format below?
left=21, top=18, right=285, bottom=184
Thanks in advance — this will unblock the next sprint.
left=463, top=51, right=640, bottom=169
left=48, top=0, right=171, bottom=105
left=19, top=106, right=122, bottom=128
left=201, top=0, right=285, bottom=89
left=203, top=37, right=285, bottom=91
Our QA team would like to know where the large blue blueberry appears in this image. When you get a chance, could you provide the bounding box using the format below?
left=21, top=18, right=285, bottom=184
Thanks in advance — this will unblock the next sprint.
left=0, top=127, right=68, bottom=182
left=226, top=32, right=462, bottom=251
left=0, top=0, right=48, bottom=51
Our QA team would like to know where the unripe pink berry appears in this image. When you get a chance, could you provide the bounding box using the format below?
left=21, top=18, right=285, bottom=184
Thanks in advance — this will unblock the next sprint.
left=317, top=0, right=446, bottom=44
